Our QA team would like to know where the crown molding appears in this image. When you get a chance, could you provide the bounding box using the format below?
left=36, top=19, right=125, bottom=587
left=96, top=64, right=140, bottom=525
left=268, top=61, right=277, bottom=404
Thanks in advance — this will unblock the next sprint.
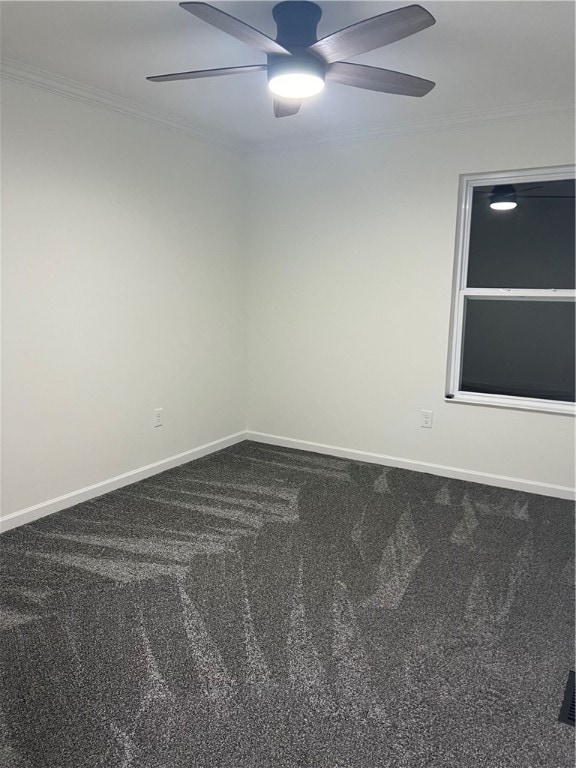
left=2, top=57, right=574, bottom=156
left=0, top=58, right=246, bottom=155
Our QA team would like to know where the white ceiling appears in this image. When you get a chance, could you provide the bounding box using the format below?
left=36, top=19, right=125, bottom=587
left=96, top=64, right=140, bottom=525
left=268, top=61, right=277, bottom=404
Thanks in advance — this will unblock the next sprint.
left=1, top=1, right=574, bottom=151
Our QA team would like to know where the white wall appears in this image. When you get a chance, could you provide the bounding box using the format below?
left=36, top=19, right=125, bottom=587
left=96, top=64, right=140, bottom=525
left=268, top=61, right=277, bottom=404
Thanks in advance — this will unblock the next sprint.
left=1, top=81, right=246, bottom=521
left=246, top=116, right=576, bottom=493
left=2, top=84, right=574, bottom=528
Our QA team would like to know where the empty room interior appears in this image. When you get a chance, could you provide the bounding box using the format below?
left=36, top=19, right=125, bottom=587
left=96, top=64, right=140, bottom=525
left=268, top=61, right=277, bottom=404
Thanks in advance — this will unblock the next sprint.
left=1, top=1, right=575, bottom=766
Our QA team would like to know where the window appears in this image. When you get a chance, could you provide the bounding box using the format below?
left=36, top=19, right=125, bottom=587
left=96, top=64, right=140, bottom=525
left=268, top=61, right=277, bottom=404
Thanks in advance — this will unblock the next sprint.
left=446, top=165, right=575, bottom=415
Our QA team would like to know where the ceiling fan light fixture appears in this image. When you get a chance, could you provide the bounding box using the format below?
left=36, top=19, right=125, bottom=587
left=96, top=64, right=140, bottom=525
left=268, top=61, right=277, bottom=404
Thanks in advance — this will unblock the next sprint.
left=268, top=72, right=324, bottom=98
left=489, top=185, right=518, bottom=211
left=490, top=201, right=517, bottom=211
left=267, top=54, right=325, bottom=99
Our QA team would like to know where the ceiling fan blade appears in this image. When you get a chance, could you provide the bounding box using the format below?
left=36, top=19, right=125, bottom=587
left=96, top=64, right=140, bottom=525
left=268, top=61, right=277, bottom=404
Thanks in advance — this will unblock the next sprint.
left=327, top=62, right=435, bottom=96
left=180, top=2, right=289, bottom=55
left=273, top=98, right=303, bottom=118
left=477, top=185, right=561, bottom=197
left=147, top=64, right=267, bottom=82
left=309, top=4, right=435, bottom=64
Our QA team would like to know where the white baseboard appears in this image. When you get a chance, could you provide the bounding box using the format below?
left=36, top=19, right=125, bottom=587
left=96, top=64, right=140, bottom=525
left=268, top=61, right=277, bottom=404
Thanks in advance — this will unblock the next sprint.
left=3, top=429, right=573, bottom=533
left=246, top=431, right=576, bottom=501
left=0, top=431, right=247, bottom=533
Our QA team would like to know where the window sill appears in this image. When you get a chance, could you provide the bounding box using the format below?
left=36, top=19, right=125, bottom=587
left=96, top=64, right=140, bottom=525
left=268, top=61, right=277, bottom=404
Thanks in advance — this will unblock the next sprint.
left=445, top=392, right=576, bottom=416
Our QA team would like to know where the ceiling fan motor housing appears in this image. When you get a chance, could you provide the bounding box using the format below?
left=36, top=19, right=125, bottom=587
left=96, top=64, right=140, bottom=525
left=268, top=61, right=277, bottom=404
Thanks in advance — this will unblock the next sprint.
left=269, top=2, right=325, bottom=93
left=272, top=1, right=322, bottom=49
left=490, top=184, right=517, bottom=203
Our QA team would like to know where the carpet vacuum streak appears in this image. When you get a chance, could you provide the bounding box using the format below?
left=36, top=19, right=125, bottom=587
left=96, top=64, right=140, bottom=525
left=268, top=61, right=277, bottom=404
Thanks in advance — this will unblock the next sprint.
left=0, top=441, right=574, bottom=767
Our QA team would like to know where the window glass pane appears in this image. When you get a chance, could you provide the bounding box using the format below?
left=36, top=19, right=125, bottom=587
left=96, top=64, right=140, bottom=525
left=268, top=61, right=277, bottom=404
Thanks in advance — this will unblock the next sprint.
left=460, top=299, right=575, bottom=401
left=467, top=179, right=575, bottom=289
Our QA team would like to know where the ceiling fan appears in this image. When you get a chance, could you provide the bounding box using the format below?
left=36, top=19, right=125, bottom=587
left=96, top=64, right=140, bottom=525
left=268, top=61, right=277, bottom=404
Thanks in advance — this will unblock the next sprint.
left=147, top=1, right=436, bottom=117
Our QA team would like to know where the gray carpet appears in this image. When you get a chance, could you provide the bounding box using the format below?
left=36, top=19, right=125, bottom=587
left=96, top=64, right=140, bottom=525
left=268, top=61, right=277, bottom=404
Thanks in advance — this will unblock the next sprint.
left=0, top=440, right=574, bottom=768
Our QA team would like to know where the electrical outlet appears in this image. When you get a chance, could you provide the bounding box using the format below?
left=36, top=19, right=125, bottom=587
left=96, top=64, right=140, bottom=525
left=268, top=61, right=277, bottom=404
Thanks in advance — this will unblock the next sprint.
left=420, top=410, right=433, bottom=429
left=153, top=408, right=163, bottom=428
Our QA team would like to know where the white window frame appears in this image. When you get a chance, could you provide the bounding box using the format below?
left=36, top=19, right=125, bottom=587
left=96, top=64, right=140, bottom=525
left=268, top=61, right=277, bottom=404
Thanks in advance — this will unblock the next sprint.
left=446, top=164, right=576, bottom=416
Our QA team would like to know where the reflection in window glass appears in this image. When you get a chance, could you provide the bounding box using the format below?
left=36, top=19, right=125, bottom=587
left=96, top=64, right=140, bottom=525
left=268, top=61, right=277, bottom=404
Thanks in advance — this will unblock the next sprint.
left=467, top=179, right=575, bottom=289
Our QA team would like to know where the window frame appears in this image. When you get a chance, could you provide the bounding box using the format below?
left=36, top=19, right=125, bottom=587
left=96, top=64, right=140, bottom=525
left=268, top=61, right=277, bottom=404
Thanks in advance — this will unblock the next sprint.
left=446, top=164, right=576, bottom=416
